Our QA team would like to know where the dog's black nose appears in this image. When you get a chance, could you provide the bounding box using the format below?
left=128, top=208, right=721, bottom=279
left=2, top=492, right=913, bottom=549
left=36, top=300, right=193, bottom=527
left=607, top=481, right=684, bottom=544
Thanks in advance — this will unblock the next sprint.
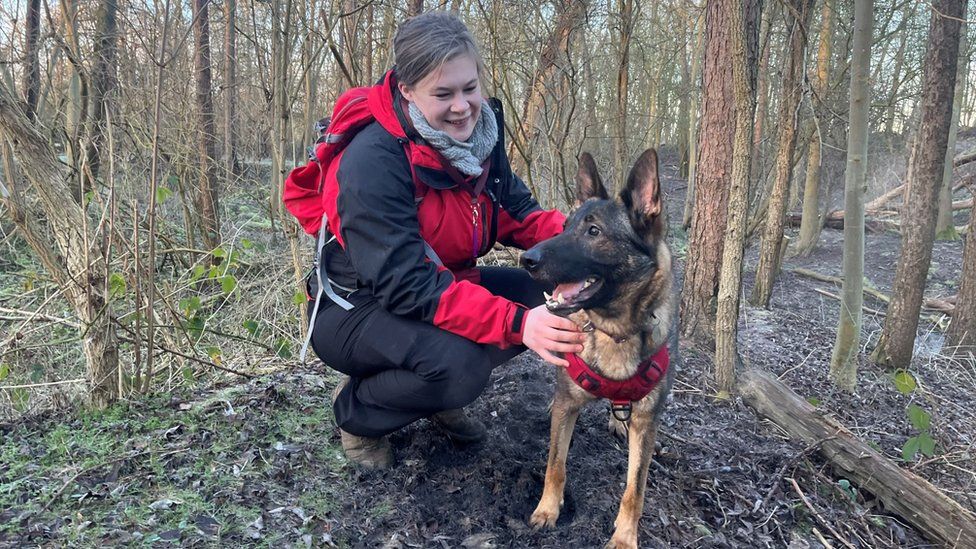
left=521, top=248, right=542, bottom=272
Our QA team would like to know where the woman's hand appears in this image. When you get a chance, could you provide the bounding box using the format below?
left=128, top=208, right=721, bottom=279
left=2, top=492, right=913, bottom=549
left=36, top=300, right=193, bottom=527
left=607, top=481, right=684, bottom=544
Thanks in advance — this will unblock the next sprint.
left=522, top=305, right=585, bottom=367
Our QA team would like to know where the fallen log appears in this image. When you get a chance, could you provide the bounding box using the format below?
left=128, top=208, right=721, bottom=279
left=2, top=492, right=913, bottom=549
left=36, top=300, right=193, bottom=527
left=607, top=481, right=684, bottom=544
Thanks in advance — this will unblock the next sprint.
left=737, top=369, right=976, bottom=549
left=785, top=213, right=893, bottom=233
left=955, top=148, right=976, bottom=168
left=790, top=268, right=955, bottom=315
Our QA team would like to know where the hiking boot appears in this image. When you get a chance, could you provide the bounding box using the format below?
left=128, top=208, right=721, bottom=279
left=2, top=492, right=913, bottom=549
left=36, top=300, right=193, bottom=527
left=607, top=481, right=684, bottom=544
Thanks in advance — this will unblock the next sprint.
left=339, top=430, right=393, bottom=470
left=332, top=375, right=392, bottom=470
left=431, top=408, right=486, bottom=444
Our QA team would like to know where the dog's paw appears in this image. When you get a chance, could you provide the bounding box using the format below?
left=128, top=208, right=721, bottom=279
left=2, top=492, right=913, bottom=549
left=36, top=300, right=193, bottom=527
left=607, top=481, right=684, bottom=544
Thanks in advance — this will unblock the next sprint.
left=607, top=414, right=628, bottom=441
left=529, top=504, right=560, bottom=529
left=605, top=531, right=638, bottom=549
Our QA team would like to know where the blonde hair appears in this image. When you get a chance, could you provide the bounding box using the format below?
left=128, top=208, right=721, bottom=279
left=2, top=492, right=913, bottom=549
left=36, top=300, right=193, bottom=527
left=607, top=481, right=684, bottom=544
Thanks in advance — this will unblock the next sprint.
left=393, top=12, right=484, bottom=86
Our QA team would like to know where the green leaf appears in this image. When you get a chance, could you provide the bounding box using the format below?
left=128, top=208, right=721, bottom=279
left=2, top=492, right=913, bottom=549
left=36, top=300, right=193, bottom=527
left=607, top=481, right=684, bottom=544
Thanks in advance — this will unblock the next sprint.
left=212, top=247, right=227, bottom=259
left=182, top=366, right=195, bottom=383
left=837, top=479, right=857, bottom=501
left=917, top=432, right=935, bottom=457
left=893, top=370, right=917, bottom=394
left=179, top=296, right=202, bottom=317
left=0, top=363, right=9, bottom=381
left=220, top=275, right=237, bottom=295
left=190, top=265, right=207, bottom=283
left=84, top=190, right=96, bottom=207
left=208, top=266, right=220, bottom=279
left=806, top=397, right=821, bottom=407
left=241, top=239, right=253, bottom=249
left=293, top=290, right=307, bottom=306
left=274, top=339, right=292, bottom=359
left=242, top=320, right=259, bottom=336
left=907, top=404, right=931, bottom=431
left=109, top=272, right=127, bottom=298
left=11, top=388, right=29, bottom=412
left=30, top=364, right=44, bottom=382
left=155, top=186, right=173, bottom=204
left=186, top=315, right=205, bottom=342
left=902, top=436, right=921, bottom=462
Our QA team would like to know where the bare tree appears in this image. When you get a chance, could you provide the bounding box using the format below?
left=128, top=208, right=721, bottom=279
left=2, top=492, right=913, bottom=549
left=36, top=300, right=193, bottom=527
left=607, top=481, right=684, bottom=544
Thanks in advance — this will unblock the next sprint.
left=935, top=25, right=968, bottom=238
left=946, top=205, right=976, bottom=353
left=612, top=0, right=636, bottom=184
left=750, top=0, right=815, bottom=308
left=0, top=87, right=119, bottom=407
left=193, top=0, right=221, bottom=251
left=714, top=0, right=758, bottom=394
left=224, top=0, right=239, bottom=182
left=85, top=0, right=119, bottom=187
left=793, top=0, right=834, bottom=256
left=829, top=0, right=872, bottom=391
left=680, top=0, right=760, bottom=347
left=870, top=0, right=966, bottom=370
left=23, top=0, right=41, bottom=118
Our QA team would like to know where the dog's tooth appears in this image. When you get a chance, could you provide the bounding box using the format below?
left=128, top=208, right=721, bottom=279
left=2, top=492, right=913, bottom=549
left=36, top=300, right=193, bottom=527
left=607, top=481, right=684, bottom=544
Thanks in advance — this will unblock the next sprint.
left=543, top=291, right=552, bottom=301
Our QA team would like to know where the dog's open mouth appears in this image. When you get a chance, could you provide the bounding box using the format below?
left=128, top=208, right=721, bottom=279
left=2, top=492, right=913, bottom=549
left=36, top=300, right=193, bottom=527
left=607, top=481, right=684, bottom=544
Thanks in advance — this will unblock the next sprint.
left=544, top=277, right=604, bottom=313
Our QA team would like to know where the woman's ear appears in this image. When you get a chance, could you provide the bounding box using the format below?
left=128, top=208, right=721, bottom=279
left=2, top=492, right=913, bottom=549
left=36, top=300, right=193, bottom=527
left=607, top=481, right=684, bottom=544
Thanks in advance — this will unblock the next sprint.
left=398, top=82, right=414, bottom=102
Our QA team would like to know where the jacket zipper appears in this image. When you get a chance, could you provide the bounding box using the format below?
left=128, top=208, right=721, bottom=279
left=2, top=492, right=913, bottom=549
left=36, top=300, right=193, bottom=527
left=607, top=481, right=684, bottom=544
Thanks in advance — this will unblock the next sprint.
left=470, top=195, right=480, bottom=260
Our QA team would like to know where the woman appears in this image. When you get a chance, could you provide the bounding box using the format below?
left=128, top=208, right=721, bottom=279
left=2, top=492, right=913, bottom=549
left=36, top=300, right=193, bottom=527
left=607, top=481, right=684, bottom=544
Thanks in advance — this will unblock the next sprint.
left=308, top=12, right=584, bottom=469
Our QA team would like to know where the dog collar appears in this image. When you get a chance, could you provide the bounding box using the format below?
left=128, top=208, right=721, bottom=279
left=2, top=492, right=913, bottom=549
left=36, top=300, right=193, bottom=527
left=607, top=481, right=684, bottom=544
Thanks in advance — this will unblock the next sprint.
left=564, top=345, right=670, bottom=421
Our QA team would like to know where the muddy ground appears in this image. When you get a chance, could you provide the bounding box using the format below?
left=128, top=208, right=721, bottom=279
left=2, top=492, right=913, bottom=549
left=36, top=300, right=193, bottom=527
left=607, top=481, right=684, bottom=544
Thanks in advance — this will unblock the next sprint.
left=2, top=149, right=975, bottom=548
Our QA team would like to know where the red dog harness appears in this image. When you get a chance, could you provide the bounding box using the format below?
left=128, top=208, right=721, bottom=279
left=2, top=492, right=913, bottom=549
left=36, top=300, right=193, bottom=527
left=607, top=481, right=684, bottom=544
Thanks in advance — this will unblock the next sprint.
left=565, top=345, right=670, bottom=421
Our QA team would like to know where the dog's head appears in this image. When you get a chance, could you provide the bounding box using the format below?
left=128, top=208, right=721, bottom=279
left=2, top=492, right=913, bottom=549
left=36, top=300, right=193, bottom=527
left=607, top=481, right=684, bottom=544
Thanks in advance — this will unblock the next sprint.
left=521, top=149, right=671, bottom=317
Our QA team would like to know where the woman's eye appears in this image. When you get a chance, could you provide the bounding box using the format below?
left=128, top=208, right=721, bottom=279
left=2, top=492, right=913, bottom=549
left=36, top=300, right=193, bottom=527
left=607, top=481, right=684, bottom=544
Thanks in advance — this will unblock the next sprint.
left=587, top=225, right=601, bottom=236
left=464, top=87, right=476, bottom=93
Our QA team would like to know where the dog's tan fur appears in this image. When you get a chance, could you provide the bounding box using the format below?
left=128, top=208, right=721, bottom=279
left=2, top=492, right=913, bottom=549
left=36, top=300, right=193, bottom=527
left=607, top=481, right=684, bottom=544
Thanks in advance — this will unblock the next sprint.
left=526, top=150, right=675, bottom=549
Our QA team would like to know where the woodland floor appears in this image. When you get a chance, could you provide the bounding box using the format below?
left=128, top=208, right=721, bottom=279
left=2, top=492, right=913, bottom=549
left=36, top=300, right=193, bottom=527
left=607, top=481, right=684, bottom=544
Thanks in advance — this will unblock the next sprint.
left=2, top=152, right=975, bottom=548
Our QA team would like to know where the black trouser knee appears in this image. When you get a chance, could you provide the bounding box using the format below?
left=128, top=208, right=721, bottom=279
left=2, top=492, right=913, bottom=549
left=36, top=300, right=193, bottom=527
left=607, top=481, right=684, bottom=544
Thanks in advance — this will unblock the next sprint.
left=310, top=266, right=546, bottom=438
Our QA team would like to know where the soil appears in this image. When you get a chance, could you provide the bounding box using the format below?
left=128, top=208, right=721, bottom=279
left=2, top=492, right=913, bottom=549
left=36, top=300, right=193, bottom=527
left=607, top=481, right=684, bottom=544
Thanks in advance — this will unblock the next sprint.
left=2, top=148, right=974, bottom=548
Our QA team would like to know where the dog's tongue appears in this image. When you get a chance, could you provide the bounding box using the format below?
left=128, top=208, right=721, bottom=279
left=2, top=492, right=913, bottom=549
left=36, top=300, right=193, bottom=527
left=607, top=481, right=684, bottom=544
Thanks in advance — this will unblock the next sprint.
left=554, top=282, right=586, bottom=300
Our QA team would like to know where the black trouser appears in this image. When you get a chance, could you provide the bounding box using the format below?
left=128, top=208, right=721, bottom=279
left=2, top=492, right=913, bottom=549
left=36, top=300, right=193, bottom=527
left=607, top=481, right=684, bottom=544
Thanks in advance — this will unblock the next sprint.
left=310, top=266, right=546, bottom=438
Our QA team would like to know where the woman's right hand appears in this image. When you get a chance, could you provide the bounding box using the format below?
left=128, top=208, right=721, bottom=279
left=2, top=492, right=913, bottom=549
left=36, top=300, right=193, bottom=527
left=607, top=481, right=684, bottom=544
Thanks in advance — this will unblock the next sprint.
left=522, top=305, right=585, bottom=368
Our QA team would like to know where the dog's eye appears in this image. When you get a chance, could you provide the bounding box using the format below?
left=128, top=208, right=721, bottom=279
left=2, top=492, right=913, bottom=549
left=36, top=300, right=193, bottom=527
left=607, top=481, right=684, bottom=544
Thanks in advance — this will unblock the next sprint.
left=587, top=225, right=601, bottom=237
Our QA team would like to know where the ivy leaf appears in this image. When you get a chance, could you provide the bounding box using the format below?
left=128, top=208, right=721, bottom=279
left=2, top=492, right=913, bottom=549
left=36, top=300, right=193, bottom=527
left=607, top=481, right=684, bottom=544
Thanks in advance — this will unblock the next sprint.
left=902, top=436, right=921, bottom=462
left=155, top=186, right=173, bottom=204
left=179, top=296, right=202, bottom=317
left=293, top=290, right=307, bottom=306
left=0, top=363, right=9, bottom=381
left=241, top=239, right=253, bottom=250
left=242, top=320, right=259, bottom=337
left=893, top=370, right=916, bottom=394
left=220, top=275, right=237, bottom=295
left=212, top=247, right=227, bottom=259
left=917, top=432, right=935, bottom=457
left=206, top=346, right=222, bottom=366
left=186, top=315, right=205, bottom=342
left=182, top=366, right=195, bottom=382
left=189, top=265, right=207, bottom=283
left=907, top=404, right=931, bottom=431
left=109, top=272, right=127, bottom=299
left=274, top=339, right=292, bottom=359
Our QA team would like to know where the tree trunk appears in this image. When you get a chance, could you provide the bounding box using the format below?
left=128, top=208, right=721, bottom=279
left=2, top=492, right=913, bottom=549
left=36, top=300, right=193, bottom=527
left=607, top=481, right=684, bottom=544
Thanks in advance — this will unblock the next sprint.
left=748, top=0, right=776, bottom=189
left=750, top=0, right=814, bottom=308
left=341, top=0, right=361, bottom=84
left=193, top=0, right=221, bottom=251
left=0, top=87, right=119, bottom=408
left=714, top=0, right=757, bottom=394
left=936, top=24, right=968, bottom=238
left=612, top=0, right=635, bottom=186
left=946, top=205, right=976, bottom=353
left=738, top=369, right=976, bottom=549
left=793, top=0, right=834, bottom=256
left=682, top=13, right=705, bottom=228
left=85, top=0, right=119, bottom=188
left=223, top=0, right=239, bottom=182
left=508, top=0, right=585, bottom=180
left=829, top=0, right=872, bottom=391
left=407, top=0, right=423, bottom=17
left=24, top=0, right=41, bottom=119
left=871, top=0, right=966, bottom=370
left=681, top=0, right=760, bottom=347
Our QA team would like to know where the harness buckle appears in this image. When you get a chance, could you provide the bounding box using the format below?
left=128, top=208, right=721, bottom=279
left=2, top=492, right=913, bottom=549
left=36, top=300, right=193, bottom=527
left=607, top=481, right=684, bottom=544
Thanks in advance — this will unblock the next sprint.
left=611, top=401, right=632, bottom=422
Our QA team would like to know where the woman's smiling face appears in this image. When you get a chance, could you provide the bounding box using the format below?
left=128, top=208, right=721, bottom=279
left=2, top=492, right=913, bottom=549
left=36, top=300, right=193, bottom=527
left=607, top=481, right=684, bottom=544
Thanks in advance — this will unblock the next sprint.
left=399, top=55, right=483, bottom=142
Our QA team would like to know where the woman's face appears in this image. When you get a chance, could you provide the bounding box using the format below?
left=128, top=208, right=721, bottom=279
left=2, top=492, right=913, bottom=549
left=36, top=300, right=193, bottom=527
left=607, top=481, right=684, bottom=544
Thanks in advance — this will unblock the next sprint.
left=399, top=55, right=482, bottom=142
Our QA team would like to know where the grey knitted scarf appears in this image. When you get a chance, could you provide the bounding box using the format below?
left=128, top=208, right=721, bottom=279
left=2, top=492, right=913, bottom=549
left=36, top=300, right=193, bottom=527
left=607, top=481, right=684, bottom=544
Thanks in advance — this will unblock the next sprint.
left=408, top=100, right=498, bottom=177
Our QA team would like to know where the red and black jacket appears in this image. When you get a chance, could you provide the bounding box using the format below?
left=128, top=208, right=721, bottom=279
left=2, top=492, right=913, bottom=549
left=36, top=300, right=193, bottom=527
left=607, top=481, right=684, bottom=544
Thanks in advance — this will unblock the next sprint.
left=317, top=71, right=564, bottom=348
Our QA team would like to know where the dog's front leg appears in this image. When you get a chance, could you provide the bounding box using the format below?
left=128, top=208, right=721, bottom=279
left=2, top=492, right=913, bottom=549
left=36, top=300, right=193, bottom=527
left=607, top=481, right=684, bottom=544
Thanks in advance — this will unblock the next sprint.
left=607, top=410, right=658, bottom=549
left=529, top=391, right=582, bottom=529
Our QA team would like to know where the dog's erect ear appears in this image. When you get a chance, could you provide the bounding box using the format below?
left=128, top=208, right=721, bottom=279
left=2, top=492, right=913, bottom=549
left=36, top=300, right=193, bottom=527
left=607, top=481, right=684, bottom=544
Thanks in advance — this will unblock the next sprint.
left=621, top=148, right=664, bottom=238
left=575, top=152, right=608, bottom=206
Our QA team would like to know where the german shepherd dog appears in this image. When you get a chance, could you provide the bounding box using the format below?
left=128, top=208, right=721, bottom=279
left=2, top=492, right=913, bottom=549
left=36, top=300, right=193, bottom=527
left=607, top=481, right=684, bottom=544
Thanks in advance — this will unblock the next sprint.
left=520, top=149, right=675, bottom=549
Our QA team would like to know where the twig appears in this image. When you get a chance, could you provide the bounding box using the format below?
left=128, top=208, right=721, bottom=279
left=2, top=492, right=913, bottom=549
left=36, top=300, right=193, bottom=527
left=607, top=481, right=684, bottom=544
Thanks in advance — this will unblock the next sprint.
left=759, top=437, right=834, bottom=510
left=789, top=477, right=857, bottom=549
left=0, top=378, right=86, bottom=390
